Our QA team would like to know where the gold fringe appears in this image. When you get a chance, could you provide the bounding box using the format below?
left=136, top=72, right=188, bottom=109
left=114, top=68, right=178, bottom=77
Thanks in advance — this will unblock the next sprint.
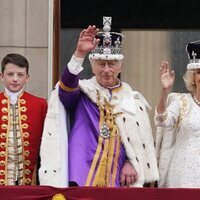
left=104, top=101, right=116, bottom=186
left=86, top=92, right=121, bottom=186
left=93, top=139, right=109, bottom=186
left=112, top=130, right=120, bottom=185
left=85, top=136, right=103, bottom=186
left=106, top=125, right=116, bottom=186
left=85, top=92, right=105, bottom=186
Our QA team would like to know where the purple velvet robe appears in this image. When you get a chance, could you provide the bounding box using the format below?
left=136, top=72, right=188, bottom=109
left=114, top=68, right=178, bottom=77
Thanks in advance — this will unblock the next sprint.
left=59, top=67, right=126, bottom=187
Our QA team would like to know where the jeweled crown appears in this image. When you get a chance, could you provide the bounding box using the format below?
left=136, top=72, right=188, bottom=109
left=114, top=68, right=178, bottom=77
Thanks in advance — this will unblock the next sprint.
left=89, top=16, right=125, bottom=60
left=186, top=40, right=200, bottom=69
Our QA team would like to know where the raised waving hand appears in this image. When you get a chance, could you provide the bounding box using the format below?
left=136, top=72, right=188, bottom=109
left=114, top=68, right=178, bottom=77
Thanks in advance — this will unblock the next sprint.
left=160, top=61, right=175, bottom=94
left=74, top=25, right=100, bottom=58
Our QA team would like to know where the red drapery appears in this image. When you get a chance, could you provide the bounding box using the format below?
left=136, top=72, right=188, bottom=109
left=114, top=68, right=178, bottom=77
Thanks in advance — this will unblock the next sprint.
left=1, top=186, right=200, bottom=200
left=0, top=186, right=200, bottom=200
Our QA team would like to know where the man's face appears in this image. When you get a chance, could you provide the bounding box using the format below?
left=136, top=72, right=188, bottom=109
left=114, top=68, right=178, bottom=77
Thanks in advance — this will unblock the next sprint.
left=91, top=60, right=123, bottom=87
left=0, top=63, right=29, bottom=93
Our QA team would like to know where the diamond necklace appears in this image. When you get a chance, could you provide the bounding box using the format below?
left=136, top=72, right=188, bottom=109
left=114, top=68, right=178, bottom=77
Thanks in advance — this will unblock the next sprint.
left=193, top=95, right=200, bottom=106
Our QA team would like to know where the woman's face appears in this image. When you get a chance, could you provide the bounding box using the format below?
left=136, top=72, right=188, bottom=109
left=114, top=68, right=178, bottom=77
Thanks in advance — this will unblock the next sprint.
left=194, top=69, right=200, bottom=92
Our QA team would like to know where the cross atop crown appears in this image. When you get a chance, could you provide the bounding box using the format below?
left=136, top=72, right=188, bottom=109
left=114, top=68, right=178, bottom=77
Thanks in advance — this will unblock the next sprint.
left=192, top=51, right=197, bottom=60
left=103, top=17, right=112, bottom=26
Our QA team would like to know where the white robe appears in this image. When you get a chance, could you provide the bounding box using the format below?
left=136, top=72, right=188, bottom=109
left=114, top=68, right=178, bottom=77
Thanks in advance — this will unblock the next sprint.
left=39, top=80, right=159, bottom=187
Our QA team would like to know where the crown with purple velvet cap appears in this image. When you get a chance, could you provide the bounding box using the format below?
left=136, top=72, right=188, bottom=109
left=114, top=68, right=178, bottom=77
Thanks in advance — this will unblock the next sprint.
left=89, top=16, right=125, bottom=61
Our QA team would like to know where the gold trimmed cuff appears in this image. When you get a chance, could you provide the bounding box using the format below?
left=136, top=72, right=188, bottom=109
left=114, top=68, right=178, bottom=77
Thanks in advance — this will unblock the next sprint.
left=59, top=80, right=79, bottom=92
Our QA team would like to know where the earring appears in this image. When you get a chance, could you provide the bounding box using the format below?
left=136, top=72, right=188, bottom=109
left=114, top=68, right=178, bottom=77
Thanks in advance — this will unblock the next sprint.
left=193, top=81, right=195, bottom=85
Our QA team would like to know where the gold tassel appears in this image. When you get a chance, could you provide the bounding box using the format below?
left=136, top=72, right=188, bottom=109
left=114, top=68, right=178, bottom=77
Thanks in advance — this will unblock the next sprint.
left=86, top=93, right=121, bottom=186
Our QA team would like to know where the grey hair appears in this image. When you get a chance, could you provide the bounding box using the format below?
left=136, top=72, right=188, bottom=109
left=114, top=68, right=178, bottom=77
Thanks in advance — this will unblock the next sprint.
left=183, top=69, right=196, bottom=93
left=89, top=59, right=123, bottom=66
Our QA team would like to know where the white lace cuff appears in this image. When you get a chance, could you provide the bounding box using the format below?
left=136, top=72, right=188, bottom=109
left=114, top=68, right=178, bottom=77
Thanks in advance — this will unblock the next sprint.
left=154, top=108, right=167, bottom=123
left=68, top=55, right=84, bottom=75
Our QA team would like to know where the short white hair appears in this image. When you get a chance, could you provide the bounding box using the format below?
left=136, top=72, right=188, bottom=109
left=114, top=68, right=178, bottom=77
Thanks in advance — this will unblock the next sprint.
left=183, top=69, right=196, bottom=93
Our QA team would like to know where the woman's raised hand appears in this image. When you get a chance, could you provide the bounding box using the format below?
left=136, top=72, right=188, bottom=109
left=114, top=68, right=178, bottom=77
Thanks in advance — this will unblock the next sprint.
left=160, top=61, right=175, bottom=93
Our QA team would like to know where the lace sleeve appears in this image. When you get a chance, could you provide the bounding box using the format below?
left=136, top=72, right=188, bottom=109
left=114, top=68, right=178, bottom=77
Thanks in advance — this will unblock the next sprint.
left=154, top=93, right=181, bottom=127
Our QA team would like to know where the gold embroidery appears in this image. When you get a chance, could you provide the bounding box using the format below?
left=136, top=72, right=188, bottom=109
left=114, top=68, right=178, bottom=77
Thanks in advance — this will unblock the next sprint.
left=0, top=161, right=5, bottom=166
left=1, top=99, right=8, bottom=105
left=21, top=115, right=27, bottom=121
left=1, top=124, right=7, bottom=129
left=22, top=123, right=28, bottom=129
left=59, top=80, right=79, bottom=92
left=175, top=94, right=189, bottom=128
left=0, top=170, right=5, bottom=175
left=20, top=106, right=27, bottom=112
left=0, top=133, right=6, bottom=139
left=1, top=107, right=8, bottom=113
left=1, top=115, right=8, bottom=121
left=0, top=142, right=6, bottom=148
left=25, top=178, right=31, bottom=184
left=23, top=132, right=30, bottom=138
left=20, top=99, right=26, bottom=104
left=25, top=169, right=31, bottom=175
left=25, top=160, right=31, bottom=166
left=0, top=179, right=5, bottom=185
left=0, top=151, right=5, bottom=157
left=24, top=150, right=30, bottom=157
left=24, top=141, right=30, bottom=147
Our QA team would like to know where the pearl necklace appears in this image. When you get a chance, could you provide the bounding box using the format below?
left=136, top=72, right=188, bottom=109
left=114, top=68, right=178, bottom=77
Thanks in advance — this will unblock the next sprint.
left=193, top=95, right=200, bottom=106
